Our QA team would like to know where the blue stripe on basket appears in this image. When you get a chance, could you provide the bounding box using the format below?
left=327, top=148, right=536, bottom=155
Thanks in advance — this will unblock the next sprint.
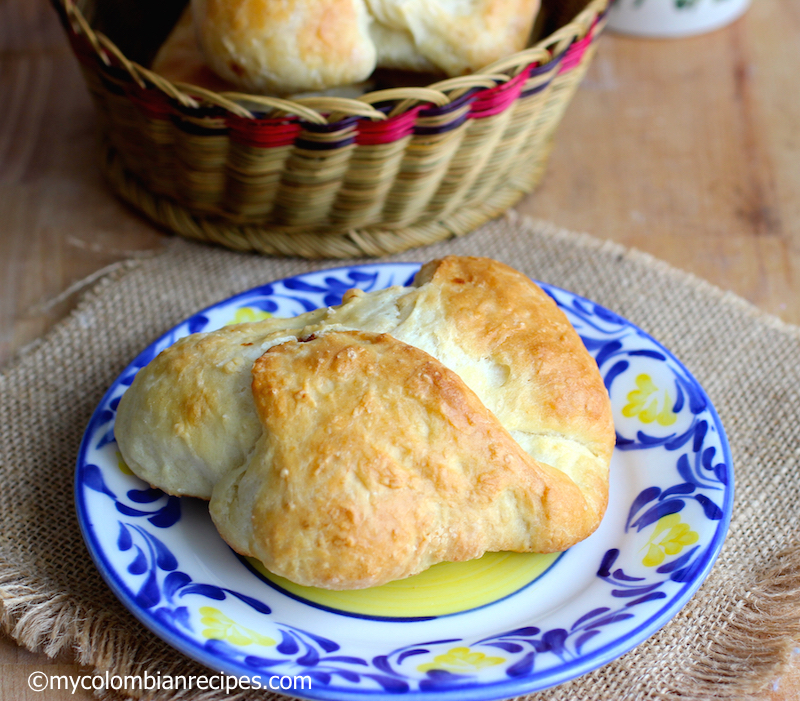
left=413, top=112, right=470, bottom=136
left=419, top=89, right=479, bottom=117
left=517, top=53, right=565, bottom=98
left=528, top=55, right=564, bottom=77
left=520, top=81, right=553, bottom=99
left=411, top=89, right=479, bottom=135
left=294, top=137, right=357, bottom=151
left=300, top=116, right=361, bottom=133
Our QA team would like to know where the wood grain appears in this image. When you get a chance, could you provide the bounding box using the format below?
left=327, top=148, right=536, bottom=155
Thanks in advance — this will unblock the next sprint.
left=0, top=0, right=164, bottom=369
left=2, top=0, right=800, bottom=698
left=516, top=0, right=800, bottom=328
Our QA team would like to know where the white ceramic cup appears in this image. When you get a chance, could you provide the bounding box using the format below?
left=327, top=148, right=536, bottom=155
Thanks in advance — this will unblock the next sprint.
left=606, top=0, right=751, bottom=38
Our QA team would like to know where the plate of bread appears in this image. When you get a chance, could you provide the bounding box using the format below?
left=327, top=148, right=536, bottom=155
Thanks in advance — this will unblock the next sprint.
left=76, top=256, right=732, bottom=699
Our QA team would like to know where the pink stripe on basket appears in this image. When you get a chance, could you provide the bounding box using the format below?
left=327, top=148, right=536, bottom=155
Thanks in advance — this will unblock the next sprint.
left=558, top=24, right=596, bottom=75
left=469, top=67, right=532, bottom=119
left=356, top=105, right=426, bottom=146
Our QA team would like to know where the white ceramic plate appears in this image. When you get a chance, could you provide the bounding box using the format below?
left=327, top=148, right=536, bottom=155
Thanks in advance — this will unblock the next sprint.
left=76, top=263, right=733, bottom=700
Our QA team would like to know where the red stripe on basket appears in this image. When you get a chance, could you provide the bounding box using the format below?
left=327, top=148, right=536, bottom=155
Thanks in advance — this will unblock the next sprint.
left=469, top=67, right=531, bottom=119
left=558, top=25, right=596, bottom=75
left=356, top=106, right=425, bottom=145
left=226, top=116, right=302, bottom=147
left=127, top=87, right=173, bottom=120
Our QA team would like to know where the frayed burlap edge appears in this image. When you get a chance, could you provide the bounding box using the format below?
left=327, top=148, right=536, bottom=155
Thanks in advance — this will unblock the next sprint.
left=512, top=216, right=800, bottom=701
left=1, top=240, right=308, bottom=701
left=682, top=543, right=800, bottom=698
left=2, top=214, right=800, bottom=701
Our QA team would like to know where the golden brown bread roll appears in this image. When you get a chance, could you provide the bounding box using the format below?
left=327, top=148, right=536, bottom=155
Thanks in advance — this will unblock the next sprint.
left=211, top=330, right=598, bottom=589
left=186, top=0, right=542, bottom=95
left=115, top=256, right=614, bottom=589
left=113, top=306, right=331, bottom=499
left=192, top=0, right=378, bottom=95
left=367, top=0, right=543, bottom=77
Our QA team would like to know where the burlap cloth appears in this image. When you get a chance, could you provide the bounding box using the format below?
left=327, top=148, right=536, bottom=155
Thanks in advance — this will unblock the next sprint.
left=3, top=213, right=800, bottom=701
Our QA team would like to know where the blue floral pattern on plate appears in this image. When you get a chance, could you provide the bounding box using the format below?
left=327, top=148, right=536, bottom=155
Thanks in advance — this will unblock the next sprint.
left=75, top=263, right=733, bottom=700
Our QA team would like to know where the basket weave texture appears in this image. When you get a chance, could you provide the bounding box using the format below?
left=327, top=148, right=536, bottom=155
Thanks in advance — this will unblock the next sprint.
left=54, top=0, right=609, bottom=258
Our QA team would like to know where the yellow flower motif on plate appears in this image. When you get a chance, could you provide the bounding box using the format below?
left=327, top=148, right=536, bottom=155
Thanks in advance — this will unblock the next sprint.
left=622, top=374, right=677, bottom=426
left=226, top=307, right=273, bottom=325
left=199, top=607, right=275, bottom=647
left=417, top=647, right=505, bottom=674
left=642, top=513, right=699, bottom=567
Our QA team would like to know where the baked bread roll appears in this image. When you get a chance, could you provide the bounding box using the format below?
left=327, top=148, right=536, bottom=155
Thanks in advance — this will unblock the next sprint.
left=211, top=330, right=598, bottom=589
left=367, top=0, right=543, bottom=78
left=115, top=256, right=614, bottom=588
left=189, top=0, right=542, bottom=95
left=192, top=0, right=378, bottom=95
left=113, top=306, right=331, bottom=499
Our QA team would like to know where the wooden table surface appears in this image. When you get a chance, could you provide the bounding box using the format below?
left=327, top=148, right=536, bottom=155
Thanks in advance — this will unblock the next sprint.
left=2, top=0, right=800, bottom=699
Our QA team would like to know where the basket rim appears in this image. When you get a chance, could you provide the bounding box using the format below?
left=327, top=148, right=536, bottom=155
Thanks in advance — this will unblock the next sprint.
left=54, top=0, right=609, bottom=124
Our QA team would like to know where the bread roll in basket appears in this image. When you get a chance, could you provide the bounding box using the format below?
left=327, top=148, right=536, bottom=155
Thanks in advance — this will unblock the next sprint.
left=53, top=0, right=609, bottom=257
left=186, top=0, right=542, bottom=95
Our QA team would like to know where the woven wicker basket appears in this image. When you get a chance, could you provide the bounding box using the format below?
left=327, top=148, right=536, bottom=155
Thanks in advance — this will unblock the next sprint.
left=53, top=0, right=608, bottom=258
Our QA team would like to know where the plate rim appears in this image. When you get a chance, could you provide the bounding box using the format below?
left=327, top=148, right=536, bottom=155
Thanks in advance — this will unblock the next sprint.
left=74, top=261, right=734, bottom=701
